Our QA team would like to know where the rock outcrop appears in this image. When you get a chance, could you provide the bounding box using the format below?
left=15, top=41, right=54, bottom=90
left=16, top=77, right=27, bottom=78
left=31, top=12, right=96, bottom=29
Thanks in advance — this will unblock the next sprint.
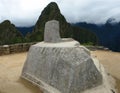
left=22, top=20, right=104, bottom=93
left=44, top=20, right=61, bottom=43
left=22, top=40, right=103, bottom=93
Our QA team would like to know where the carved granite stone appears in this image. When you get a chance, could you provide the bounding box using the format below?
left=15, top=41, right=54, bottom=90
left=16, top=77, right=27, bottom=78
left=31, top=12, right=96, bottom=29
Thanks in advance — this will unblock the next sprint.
left=21, top=20, right=103, bottom=93
left=44, top=20, right=61, bottom=43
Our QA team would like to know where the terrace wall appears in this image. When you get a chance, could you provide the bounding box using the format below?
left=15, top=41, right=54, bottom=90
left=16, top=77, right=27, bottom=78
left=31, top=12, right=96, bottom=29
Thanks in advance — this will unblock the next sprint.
left=0, top=42, right=36, bottom=55
left=0, top=43, right=109, bottom=56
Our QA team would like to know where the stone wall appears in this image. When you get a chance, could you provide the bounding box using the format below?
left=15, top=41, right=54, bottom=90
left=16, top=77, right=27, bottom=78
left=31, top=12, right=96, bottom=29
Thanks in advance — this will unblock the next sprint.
left=0, top=43, right=109, bottom=56
left=0, top=42, right=36, bottom=56
left=86, top=46, right=109, bottom=51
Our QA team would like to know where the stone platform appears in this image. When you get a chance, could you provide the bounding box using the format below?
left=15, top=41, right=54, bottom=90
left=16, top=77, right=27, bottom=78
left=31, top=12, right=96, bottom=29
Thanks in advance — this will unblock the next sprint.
left=21, top=38, right=103, bottom=93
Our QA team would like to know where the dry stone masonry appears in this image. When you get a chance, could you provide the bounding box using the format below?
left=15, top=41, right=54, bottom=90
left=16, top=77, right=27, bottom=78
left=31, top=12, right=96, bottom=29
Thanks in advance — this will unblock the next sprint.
left=22, top=20, right=106, bottom=93
left=0, top=43, right=36, bottom=55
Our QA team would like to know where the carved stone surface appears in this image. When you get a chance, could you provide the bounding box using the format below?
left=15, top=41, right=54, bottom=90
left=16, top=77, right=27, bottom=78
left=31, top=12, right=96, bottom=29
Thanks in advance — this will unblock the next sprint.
left=44, top=20, right=61, bottom=43
left=22, top=39, right=102, bottom=93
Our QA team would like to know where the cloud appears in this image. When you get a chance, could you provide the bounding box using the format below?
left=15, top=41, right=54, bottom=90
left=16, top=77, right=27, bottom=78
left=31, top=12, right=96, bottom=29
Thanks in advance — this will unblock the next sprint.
left=0, top=0, right=120, bottom=26
left=57, top=0, right=120, bottom=24
left=0, top=0, right=55, bottom=26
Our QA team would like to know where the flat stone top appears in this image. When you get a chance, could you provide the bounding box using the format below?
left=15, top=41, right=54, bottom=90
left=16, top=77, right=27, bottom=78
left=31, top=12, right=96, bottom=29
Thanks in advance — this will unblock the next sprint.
left=33, top=38, right=80, bottom=47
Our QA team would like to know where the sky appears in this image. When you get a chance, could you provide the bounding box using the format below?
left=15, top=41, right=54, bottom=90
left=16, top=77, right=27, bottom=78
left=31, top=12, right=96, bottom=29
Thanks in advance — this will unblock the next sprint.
left=0, top=0, right=120, bottom=27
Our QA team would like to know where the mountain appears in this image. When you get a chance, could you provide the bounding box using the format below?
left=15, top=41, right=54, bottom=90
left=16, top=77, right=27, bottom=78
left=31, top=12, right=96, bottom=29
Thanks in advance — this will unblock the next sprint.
left=16, top=26, right=34, bottom=36
left=74, top=21, right=120, bottom=52
left=27, top=2, right=97, bottom=44
left=0, top=20, right=23, bottom=45
left=27, top=2, right=73, bottom=41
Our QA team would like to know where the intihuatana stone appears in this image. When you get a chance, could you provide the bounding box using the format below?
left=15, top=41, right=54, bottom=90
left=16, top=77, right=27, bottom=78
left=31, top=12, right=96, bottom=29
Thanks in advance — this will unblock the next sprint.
left=44, top=20, right=61, bottom=43
left=22, top=39, right=102, bottom=93
left=21, top=20, right=103, bottom=93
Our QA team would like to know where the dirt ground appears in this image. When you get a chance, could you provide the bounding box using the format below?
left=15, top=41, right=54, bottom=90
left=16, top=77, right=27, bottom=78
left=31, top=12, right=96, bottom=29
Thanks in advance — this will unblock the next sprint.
left=91, top=50, right=120, bottom=93
left=0, top=50, right=120, bottom=93
left=0, top=52, right=42, bottom=93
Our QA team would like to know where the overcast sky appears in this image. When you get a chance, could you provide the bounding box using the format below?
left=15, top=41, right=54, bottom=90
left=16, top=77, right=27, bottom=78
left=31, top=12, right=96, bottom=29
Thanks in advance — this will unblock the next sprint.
left=0, top=0, right=120, bottom=27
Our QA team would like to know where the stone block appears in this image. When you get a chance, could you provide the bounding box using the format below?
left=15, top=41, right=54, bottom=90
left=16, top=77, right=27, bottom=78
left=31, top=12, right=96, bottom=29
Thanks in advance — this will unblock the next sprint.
left=44, top=20, right=61, bottom=43
left=22, top=39, right=102, bottom=93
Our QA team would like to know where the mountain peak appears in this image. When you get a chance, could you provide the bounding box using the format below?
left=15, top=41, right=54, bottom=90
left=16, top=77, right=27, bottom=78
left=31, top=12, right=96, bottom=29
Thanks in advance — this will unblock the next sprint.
left=47, top=2, right=59, bottom=7
left=0, top=20, right=23, bottom=45
left=1, top=20, right=11, bottom=25
left=38, top=2, right=62, bottom=22
left=27, top=2, right=97, bottom=45
left=41, top=2, right=60, bottom=16
left=29, top=2, right=70, bottom=41
left=106, top=18, right=117, bottom=24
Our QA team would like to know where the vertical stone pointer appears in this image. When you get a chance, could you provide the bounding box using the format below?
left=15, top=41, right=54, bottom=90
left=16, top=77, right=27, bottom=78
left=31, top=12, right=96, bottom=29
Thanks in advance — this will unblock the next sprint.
left=44, top=20, right=61, bottom=43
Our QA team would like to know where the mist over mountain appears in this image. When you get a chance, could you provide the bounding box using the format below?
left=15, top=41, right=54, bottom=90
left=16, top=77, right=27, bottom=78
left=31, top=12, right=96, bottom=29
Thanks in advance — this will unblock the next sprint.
left=74, top=19, right=120, bottom=52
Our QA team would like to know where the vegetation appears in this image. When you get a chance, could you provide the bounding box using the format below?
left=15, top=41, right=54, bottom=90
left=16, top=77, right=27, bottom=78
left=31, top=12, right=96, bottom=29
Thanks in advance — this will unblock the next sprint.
left=26, top=2, right=73, bottom=42
left=72, top=26, right=98, bottom=45
left=26, top=2, right=97, bottom=45
left=0, top=20, right=24, bottom=45
left=75, top=21, right=120, bottom=51
left=0, top=2, right=98, bottom=45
